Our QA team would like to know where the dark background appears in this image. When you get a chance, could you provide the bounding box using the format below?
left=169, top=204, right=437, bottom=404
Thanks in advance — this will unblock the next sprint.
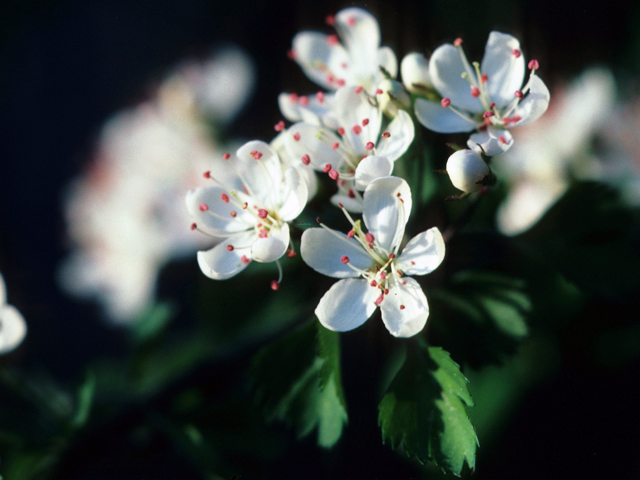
left=1, top=0, right=639, bottom=478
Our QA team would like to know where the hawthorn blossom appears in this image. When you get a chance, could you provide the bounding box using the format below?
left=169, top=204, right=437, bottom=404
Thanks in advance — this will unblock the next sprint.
left=414, top=32, right=550, bottom=156
left=301, top=177, right=445, bottom=338
left=186, top=141, right=308, bottom=283
left=0, top=274, right=27, bottom=354
left=285, top=85, right=414, bottom=212
left=289, top=7, right=397, bottom=94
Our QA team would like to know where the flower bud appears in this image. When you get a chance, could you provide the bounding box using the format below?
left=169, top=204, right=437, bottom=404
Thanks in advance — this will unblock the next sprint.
left=376, top=79, right=411, bottom=118
left=446, top=150, right=490, bottom=193
left=401, top=52, right=431, bottom=94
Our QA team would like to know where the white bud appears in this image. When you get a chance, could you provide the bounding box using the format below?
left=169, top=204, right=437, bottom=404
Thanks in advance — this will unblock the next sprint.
left=401, top=52, right=431, bottom=94
left=376, top=79, right=411, bottom=118
left=446, top=150, right=490, bottom=193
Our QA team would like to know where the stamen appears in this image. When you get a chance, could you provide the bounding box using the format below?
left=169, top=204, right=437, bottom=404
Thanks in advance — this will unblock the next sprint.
left=316, top=91, right=324, bottom=103
left=441, top=97, right=451, bottom=108
left=222, top=153, right=231, bottom=160
left=226, top=245, right=234, bottom=251
left=301, top=154, right=311, bottom=165
left=327, top=34, right=339, bottom=46
left=199, top=203, right=209, bottom=212
left=274, top=120, right=285, bottom=131
left=365, top=142, right=374, bottom=150
left=299, top=96, right=309, bottom=106
left=203, top=171, right=211, bottom=179
left=258, top=209, right=268, bottom=219
left=341, top=255, right=350, bottom=264
left=355, top=85, right=363, bottom=94
left=515, top=90, right=524, bottom=99
left=370, top=280, right=377, bottom=287
left=374, top=293, right=384, bottom=306
left=348, top=189, right=356, bottom=198
left=347, top=229, right=355, bottom=238
left=511, top=49, right=521, bottom=58
left=250, top=150, right=263, bottom=160
left=528, top=59, right=539, bottom=70
left=241, top=255, right=250, bottom=264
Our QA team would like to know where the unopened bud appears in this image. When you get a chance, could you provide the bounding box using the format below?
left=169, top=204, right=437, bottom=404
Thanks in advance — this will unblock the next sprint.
left=446, top=149, right=491, bottom=193
left=400, top=52, right=431, bottom=94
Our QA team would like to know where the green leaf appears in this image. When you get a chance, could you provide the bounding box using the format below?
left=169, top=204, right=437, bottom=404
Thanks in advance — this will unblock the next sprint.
left=430, top=270, right=531, bottom=367
left=250, top=321, right=347, bottom=447
left=379, top=345, right=477, bottom=475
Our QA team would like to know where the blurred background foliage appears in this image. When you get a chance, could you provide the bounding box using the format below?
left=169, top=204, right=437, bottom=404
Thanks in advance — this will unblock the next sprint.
left=1, top=0, right=640, bottom=478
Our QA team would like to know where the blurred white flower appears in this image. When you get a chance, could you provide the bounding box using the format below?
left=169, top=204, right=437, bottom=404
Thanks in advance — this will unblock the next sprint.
left=0, top=273, right=27, bottom=354
left=494, top=68, right=616, bottom=235
left=446, top=149, right=491, bottom=193
left=59, top=47, right=255, bottom=324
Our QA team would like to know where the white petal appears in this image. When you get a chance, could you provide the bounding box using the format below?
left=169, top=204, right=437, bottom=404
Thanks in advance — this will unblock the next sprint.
left=336, top=8, right=380, bottom=63
left=374, top=109, right=414, bottom=161
left=0, top=305, right=27, bottom=354
left=396, top=227, right=446, bottom=275
left=363, top=176, right=412, bottom=252
left=284, top=123, right=344, bottom=170
left=185, top=186, right=251, bottom=236
left=251, top=223, right=289, bottom=263
left=414, top=98, right=477, bottom=134
left=330, top=192, right=363, bottom=213
left=380, top=277, right=429, bottom=337
left=293, top=32, right=349, bottom=90
left=512, top=75, right=551, bottom=127
left=333, top=86, right=382, bottom=153
left=301, top=227, right=374, bottom=278
left=197, top=231, right=255, bottom=280
left=481, top=31, right=525, bottom=109
left=401, top=52, right=431, bottom=94
left=377, top=46, right=398, bottom=79
left=354, top=155, right=393, bottom=190
left=467, top=128, right=514, bottom=156
left=315, top=278, right=379, bottom=332
left=429, top=43, right=484, bottom=114
left=277, top=92, right=338, bottom=129
left=235, top=141, right=283, bottom=205
left=278, top=167, right=309, bottom=221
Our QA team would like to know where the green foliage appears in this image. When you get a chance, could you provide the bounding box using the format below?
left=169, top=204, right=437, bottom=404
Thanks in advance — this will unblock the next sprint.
left=430, top=270, right=531, bottom=367
left=520, top=181, right=640, bottom=298
left=379, top=345, right=477, bottom=475
left=250, top=321, right=347, bottom=448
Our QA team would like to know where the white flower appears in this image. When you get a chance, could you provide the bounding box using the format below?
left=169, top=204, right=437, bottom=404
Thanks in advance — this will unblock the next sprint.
left=301, top=177, right=445, bottom=338
left=376, top=79, right=411, bottom=118
left=288, top=7, right=397, bottom=95
left=186, top=141, right=308, bottom=283
left=446, top=149, right=491, bottom=193
left=285, top=86, right=414, bottom=212
left=0, top=273, right=27, bottom=354
left=414, top=32, right=550, bottom=156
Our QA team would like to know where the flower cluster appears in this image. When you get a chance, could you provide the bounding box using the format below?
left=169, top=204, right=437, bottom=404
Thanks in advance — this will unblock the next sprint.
left=184, top=8, right=549, bottom=337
